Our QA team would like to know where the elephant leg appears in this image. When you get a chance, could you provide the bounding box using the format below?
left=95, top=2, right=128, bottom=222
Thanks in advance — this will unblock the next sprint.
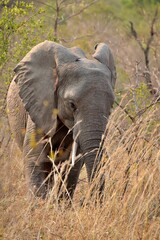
left=66, top=158, right=84, bottom=199
left=58, top=157, right=84, bottom=201
left=23, top=116, right=52, bottom=198
left=25, top=159, right=52, bottom=198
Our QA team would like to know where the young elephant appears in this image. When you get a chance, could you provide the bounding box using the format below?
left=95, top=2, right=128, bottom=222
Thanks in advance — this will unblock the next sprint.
left=7, top=41, right=116, bottom=199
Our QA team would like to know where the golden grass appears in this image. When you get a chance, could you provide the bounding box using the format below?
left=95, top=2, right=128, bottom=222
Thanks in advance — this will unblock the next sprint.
left=1, top=95, right=160, bottom=240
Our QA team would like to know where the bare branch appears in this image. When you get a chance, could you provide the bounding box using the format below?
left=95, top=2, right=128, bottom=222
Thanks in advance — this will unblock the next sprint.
left=136, top=97, right=159, bottom=117
left=54, top=0, right=60, bottom=39
left=59, top=0, right=75, bottom=8
left=52, top=0, right=99, bottom=41
left=129, top=8, right=159, bottom=96
left=150, top=7, right=158, bottom=37
left=114, top=100, right=135, bottom=122
left=34, top=0, right=56, bottom=10
left=145, top=7, right=158, bottom=67
left=129, top=21, right=144, bottom=52
left=58, top=0, right=99, bottom=24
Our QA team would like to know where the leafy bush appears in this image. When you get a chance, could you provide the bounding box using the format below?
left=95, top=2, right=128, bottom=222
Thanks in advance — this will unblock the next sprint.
left=0, top=0, right=45, bottom=84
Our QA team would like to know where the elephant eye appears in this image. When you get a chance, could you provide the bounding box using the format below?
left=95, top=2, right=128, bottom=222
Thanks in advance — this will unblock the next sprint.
left=69, top=100, right=77, bottom=112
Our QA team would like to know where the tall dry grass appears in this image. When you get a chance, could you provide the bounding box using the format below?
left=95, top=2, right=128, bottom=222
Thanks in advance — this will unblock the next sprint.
left=1, top=92, right=160, bottom=240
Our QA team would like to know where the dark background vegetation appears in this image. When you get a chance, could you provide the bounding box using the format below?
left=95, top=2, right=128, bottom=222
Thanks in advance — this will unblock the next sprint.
left=0, top=0, right=160, bottom=239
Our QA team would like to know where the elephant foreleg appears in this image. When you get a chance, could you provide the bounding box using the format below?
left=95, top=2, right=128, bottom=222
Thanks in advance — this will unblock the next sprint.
left=57, top=156, right=84, bottom=201
left=23, top=117, right=52, bottom=198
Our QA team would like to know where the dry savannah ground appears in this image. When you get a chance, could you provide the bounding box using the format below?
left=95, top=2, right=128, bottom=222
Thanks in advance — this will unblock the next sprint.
left=0, top=91, right=160, bottom=240
left=0, top=1, right=160, bottom=240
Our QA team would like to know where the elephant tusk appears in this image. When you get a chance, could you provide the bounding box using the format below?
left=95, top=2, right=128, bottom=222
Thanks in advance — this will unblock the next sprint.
left=71, top=141, right=78, bottom=167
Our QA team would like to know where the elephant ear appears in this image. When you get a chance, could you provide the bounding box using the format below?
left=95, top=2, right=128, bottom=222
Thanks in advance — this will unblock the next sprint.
left=93, top=43, right=116, bottom=89
left=14, top=41, right=77, bottom=136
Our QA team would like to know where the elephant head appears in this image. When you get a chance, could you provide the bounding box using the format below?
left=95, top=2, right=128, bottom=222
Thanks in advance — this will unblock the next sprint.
left=10, top=40, right=116, bottom=198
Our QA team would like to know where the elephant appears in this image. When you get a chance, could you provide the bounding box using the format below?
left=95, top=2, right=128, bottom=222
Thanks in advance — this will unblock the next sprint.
left=7, top=40, right=116, bottom=200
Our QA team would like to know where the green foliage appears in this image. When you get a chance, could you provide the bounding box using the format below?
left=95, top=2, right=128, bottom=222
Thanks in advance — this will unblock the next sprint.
left=126, top=83, right=152, bottom=117
left=97, top=0, right=160, bottom=35
left=122, top=0, right=160, bottom=6
left=0, top=0, right=46, bottom=84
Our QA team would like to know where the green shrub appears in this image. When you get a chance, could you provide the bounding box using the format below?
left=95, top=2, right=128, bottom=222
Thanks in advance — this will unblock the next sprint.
left=0, top=0, right=45, bottom=84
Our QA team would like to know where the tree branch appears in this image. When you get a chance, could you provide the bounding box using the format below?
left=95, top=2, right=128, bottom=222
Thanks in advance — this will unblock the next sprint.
left=129, top=21, right=144, bottom=52
left=114, top=100, right=135, bottom=122
left=145, top=7, right=158, bottom=68
left=58, top=0, right=99, bottom=24
left=34, top=0, right=56, bottom=10
left=129, top=8, right=158, bottom=96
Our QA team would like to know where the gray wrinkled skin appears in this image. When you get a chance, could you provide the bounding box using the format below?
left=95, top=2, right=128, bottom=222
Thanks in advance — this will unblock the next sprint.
left=7, top=41, right=116, bottom=200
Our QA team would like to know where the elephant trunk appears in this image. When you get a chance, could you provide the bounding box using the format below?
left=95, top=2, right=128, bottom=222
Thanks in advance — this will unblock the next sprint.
left=79, top=128, right=105, bottom=182
left=74, top=109, right=108, bottom=185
